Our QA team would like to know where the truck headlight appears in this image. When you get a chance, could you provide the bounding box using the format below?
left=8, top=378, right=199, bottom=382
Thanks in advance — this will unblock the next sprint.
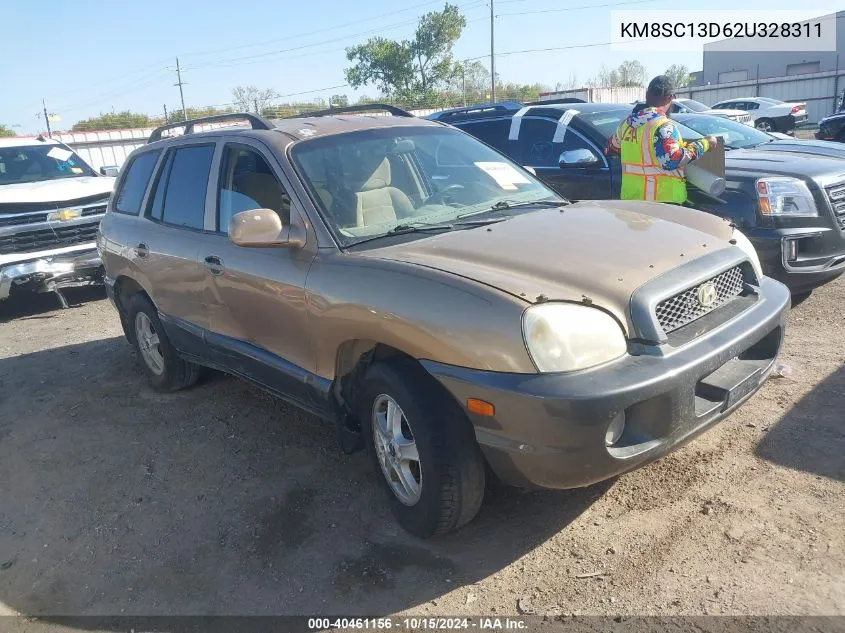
left=756, top=177, right=818, bottom=218
left=732, top=228, right=764, bottom=281
left=523, top=303, right=627, bottom=373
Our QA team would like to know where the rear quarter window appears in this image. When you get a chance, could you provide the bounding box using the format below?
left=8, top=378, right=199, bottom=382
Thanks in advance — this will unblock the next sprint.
left=113, top=151, right=161, bottom=215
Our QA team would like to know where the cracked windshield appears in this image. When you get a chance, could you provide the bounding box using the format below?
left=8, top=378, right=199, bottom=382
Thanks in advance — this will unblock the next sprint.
left=291, top=127, right=558, bottom=245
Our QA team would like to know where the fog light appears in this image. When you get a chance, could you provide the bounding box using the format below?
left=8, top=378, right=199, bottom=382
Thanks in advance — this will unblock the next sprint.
left=785, top=239, right=798, bottom=262
left=605, top=412, right=626, bottom=447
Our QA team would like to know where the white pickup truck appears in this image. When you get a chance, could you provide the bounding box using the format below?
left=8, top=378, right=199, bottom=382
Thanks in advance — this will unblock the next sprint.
left=0, top=136, right=116, bottom=306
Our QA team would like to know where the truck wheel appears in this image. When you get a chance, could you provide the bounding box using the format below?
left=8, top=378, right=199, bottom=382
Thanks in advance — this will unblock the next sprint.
left=360, top=358, right=486, bottom=538
left=755, top=118, right=775, bottom=132
left=126, top=293, right=200, bottom=392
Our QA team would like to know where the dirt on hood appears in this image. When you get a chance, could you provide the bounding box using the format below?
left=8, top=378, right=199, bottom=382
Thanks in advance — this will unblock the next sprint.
left=365, top=200, right=736, bottom=333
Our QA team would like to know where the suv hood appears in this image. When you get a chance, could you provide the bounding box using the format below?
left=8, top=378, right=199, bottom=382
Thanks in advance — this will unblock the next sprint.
left=361, top=200, right=735, bottom=333
left=745, top=139, right=845, bottom=161
left=0, top=176, right=115, bottom=205
left=725, top=148, right=845, bottom=185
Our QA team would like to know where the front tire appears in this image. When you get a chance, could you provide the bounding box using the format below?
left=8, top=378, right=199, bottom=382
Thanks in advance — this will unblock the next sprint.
left=360, top=358, right=486, bottom=538
left=126, top=293, right=200, bottom=392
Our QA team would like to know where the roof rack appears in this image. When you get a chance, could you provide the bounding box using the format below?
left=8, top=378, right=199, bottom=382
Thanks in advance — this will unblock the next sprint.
left=524, top=97, right=587, bottom=106
left=286, top=103, right=413, bottom=119
left=148, top=113, right=274, bottom=143
left=428, top=101, right=524, bottom=120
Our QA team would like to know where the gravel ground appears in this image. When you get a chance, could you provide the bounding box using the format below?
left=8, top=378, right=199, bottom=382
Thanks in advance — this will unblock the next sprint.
left=0, top=280, right=842, bottom=622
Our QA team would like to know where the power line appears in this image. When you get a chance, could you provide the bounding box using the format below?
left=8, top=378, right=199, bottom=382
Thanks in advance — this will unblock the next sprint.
left=185, top=3, right=488, bottom=71
left=179, top=0, right=455, bottom=60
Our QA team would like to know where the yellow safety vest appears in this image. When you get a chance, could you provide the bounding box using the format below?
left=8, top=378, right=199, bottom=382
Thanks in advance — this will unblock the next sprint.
left=618, top=115, right=688, bottom=203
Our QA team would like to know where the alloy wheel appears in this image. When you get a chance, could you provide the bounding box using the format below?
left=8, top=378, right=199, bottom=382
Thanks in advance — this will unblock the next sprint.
left=134, top=312, right=165, bottom=375
left=371, top=394, right=422, bottom=506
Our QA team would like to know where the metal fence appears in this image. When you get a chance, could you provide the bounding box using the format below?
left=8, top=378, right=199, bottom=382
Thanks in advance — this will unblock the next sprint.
left=677, top=69, right=845, bottom=124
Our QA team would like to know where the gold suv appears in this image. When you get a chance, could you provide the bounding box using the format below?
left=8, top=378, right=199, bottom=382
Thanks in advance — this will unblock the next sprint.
left=98, top=108, right=790, bottom=537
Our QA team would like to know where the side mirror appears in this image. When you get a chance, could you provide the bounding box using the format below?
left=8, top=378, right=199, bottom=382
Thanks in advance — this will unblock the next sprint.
left=559, top=149, right=600, bottom=168
left=99, top=165, right=120, bottom=177
left=228, top=208, right=305, bottom=248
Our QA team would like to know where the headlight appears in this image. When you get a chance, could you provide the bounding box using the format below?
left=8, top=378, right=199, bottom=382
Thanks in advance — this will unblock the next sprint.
left=522, top=303, right=627, bottom=373
left=755, top=177, right=818, bottom=217
left=732, top=228, right=764, bottom=281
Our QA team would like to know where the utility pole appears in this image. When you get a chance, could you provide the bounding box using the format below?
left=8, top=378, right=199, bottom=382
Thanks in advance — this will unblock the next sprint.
left=42, top=98, right=52, bottom=137
left=163, top=104, right=169, bottom=124
left=174, top=57, right=188, bottom=121
left=254, top=99, right=260, bottom=115
left=462, top=62, right=467, bottom=107
left=490, top=0, right=496, bottom=102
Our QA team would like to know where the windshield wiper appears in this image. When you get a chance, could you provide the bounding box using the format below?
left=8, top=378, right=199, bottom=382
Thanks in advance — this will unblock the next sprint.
left=348, top=217, right=506, bottom=247
left=457, top=198, right=570, bottom=220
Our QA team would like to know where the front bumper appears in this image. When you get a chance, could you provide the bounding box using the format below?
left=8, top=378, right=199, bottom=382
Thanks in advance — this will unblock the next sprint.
left=749, top=227, right=845, bottom=293
left=422, top=276, right=790, bottom=490
left=0, top=246, right=103, bottom=301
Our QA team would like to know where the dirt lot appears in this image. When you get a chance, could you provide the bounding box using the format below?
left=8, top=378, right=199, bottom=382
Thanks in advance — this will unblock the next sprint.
left=0, top=280, right=842, bottom=621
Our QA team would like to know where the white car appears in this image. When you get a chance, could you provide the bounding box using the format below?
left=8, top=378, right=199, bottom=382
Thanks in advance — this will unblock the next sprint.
left=669, top=98, right=754, bottom=127
left=710, top=97, right=808, bottom=134
left=0, top=136, right=116, bottom=306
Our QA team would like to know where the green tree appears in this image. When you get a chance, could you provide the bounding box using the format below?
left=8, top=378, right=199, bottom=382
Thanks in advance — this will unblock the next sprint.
left=588, top=60, right=647, bottom=88
left=665, top=64, right=692, bottom=89
left=232, top=85, right=279, bottom=114
left=345, top=3, right=466, bottom=104
left=329, top=94, right=349, bottom=108
left=72, top=111, right=154, bottom=131
left=0, top=124, right=15, bottom=138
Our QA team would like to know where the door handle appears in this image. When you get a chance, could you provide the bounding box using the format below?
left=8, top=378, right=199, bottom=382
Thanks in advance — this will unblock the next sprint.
left=134, top=243, right=149, bottom=258
left=203, top=255, right=225, bottom=276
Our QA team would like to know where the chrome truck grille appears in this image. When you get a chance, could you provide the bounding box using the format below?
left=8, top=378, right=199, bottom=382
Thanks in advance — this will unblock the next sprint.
left=0, top=198, right=107, bottom=256
left=655, top=266, right=746, bottom=334
left=827, top=184, right=845, bottom=231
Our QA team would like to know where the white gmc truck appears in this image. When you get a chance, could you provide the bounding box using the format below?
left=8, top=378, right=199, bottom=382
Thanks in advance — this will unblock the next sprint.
left=0, top=136, right=116, bottom=307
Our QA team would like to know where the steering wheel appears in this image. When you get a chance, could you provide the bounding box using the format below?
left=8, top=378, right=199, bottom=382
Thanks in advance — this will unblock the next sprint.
left=430, top=184, right=466, bottom=206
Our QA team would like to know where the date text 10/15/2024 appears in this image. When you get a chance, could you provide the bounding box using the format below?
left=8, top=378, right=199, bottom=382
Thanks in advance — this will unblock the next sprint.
left=307, top=618, right=528, bottom=630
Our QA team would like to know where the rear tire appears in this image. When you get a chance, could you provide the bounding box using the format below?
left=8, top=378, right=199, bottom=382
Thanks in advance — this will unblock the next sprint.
left=755, top=118, right=775, bottom=132
left=359, top=357, right=486, bottom=538
left=125, top=293, right=200, bottom=392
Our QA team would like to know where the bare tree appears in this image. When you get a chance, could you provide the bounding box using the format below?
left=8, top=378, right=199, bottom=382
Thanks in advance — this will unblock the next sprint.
left=232, top=85, right=280, bottom=114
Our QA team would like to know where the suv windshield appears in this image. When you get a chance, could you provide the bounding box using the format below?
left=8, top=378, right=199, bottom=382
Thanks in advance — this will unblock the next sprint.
left=290, top=126, right=559, bottom=246
left=575, top=108, right=705, bottom=143
left=0, top=144, right=95, bottom=186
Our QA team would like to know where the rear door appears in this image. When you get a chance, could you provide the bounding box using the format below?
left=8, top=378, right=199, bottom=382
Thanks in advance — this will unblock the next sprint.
left=516, top=116, right=612, bottom=201
left=141, top=142, right=219, bottom=331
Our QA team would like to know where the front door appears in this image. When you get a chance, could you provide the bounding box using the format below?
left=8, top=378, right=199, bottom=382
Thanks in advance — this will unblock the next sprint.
left=201, top=141, right=320, bottom=411
left=516, top=117, right=612, bottom=201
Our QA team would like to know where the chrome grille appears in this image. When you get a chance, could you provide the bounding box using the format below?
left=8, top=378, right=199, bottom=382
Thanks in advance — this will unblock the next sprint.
left=827, top=184, right=845, bottom=231
left=0, top=203, right=107, bottom=228
left=0, top=220, right=100, bottom=255
left=655, top=266, right=746, bottom=334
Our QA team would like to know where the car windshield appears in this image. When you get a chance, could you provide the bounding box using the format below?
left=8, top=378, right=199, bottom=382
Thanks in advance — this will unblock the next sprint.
left=574, top=108, right=706, bottom=143
left=0, top=144, right=96, bottom=185
left=290, top=126, right=560, bottom=247
left=676, top=115, right=772, bottom=148
left=678, top=99, right=710, bottom=112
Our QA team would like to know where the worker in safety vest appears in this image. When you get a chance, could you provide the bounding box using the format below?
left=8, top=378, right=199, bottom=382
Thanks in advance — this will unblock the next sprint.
left=607, top=75, right=719, bottom=203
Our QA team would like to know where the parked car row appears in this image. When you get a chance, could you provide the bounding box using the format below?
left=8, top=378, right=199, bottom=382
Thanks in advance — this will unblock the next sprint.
left=427, top=101, right=845, bottom=295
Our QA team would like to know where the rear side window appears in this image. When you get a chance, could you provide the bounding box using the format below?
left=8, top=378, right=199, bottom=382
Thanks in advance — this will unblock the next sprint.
left=517, top=117, right=598, bottom=168
left=113, top=151, right=160, bottom=215
left=454, top=119, right=512, bottom=154
left=147, top=145, right=214, bottom=230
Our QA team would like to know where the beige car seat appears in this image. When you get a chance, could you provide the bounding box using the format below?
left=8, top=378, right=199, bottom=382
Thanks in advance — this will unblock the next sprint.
left=353, top=157, right=414, bottom=226
left=235, top=172, right=290, bottom=223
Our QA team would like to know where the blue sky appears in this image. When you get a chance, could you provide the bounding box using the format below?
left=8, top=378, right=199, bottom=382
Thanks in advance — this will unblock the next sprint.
left=0, top=0, right=816, bottom=133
